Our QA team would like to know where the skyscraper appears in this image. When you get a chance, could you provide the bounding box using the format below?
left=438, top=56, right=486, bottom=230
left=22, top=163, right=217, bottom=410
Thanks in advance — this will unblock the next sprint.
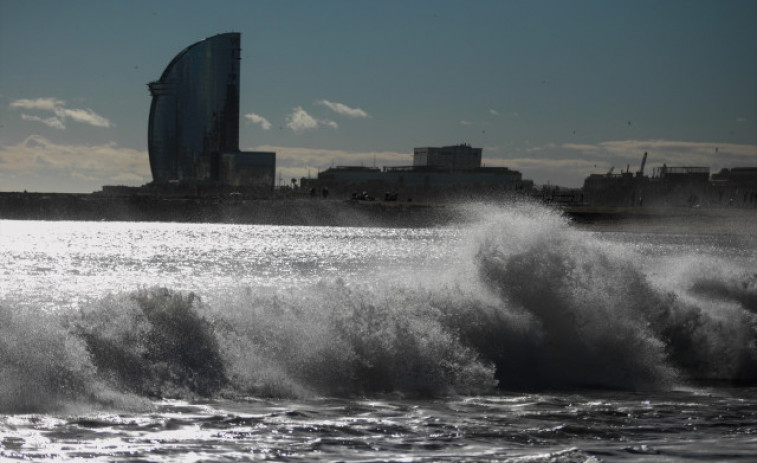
left=148, top=33, right=274, bottom=188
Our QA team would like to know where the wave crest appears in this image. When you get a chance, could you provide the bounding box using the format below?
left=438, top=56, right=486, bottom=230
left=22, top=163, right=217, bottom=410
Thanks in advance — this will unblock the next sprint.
left=213, top=282, right=498, bottom=398
left=70, top=288, right=227, bottom=398
left=0, top=305, right=96, bottom=413
left=2, top=203, right=756, bottom=413
left=471, top=203, right=756, bottom=387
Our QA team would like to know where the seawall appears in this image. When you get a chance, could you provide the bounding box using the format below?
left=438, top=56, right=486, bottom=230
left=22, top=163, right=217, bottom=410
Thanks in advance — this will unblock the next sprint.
left=0, top=193, right=465, bottom=228
left=1, top=192, right=755, bottom=233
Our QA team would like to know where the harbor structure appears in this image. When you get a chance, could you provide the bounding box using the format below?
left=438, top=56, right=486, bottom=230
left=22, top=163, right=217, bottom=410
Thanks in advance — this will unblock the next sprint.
left=580, top=151, right=744, bottom=207
left=413, top=144, right=482, bottom=171
left=301, top=144, right=530, bottom=200
left=147, top=32, right=275, bottom=190
left=711, top=167, right=757, bottom=207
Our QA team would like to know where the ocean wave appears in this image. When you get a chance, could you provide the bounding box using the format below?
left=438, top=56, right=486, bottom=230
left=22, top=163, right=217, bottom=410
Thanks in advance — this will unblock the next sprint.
left=1, top=202, right=755, bottom=413
left=470, top=203, right=756, bottom=388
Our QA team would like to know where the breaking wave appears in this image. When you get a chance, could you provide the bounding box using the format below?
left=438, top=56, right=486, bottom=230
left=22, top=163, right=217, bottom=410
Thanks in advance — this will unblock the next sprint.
left=1, top=202, right=755, bottom=413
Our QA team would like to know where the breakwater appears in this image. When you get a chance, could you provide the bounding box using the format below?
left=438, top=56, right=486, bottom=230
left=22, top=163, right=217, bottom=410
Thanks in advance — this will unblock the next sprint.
left=2, top=192, right=755, bottom=232
left=0, top=192, right=464, bottom=228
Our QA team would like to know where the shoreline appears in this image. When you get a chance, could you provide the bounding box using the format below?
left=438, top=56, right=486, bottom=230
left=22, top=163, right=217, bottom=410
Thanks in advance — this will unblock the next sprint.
left=1, top=191, right=755, bottom=232
left=0, top=192, right=464, bottom=228
left=562, top=204, right=757, bottom=234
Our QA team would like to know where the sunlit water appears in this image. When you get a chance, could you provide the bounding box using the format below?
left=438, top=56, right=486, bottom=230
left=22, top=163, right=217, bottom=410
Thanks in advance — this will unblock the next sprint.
left=1, top=202, right=756, bottom=462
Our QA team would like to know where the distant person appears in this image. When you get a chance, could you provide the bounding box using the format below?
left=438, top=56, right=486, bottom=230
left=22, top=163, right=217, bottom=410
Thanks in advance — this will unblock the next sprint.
left=322, top=187, right=329, bottom=199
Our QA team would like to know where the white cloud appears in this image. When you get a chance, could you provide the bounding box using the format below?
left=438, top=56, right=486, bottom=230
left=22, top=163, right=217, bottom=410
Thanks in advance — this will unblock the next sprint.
left=286, top=107, right=318, bottom=133
left=21, top=114, right=66, bottom=130
left=9, top=97, right=112, bottom=129
left=286, top=106, right=338, bottom=133
left=317, top=99, right=370, bottom=118
left=10, top=97, right=65, bottom=111
left=489, top=109, right=499, bottom=116
left=58, top=107, right=112, bottom=128
left=0, top=135, right=149, bottom=192
left=460, top=120, right=472, bottom=126
left=244, top=113, right=272, bottom=130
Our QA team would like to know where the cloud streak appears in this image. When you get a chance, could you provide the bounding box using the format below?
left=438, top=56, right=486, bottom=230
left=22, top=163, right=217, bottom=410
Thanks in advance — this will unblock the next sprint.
left=507, top=139, right=757, bottom=186
left=9, top=97, right=112, bottom=129
left=245, top=144, right=408, bottom=181
left=559, top=139, right=757, bottom=168
left=317, top=100, right=370, bottom=118
left=21, top=114, right=66, bottom=130
left=0, top=135, right=149, bottom=192
left=61, top=107, right=111, bottom=127
left=10, top=97, right=64, bottom=111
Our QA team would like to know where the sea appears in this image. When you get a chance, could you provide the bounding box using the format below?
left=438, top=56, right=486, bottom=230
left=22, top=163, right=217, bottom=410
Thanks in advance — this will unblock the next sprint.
left=1, top=201, right=756, bottom=462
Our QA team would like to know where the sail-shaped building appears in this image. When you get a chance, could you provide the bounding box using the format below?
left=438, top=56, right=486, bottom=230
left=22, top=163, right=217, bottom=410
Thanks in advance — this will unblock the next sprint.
left=148, top=33, right=274, bottom=189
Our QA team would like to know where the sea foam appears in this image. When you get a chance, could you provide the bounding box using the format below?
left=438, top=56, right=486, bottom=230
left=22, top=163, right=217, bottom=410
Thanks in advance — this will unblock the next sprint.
left=1, top=202, right=755, bottom=413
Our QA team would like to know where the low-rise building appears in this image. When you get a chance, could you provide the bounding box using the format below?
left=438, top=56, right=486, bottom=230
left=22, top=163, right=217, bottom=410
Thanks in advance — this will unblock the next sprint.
left=413, top=144, right=482, bottom=171
left=301, top=145, right=531, bottom=201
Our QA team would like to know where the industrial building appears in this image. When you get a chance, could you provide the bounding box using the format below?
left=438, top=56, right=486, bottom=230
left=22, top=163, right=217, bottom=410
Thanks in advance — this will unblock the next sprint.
left=301, top=144, right=530, bottom=200
left=711, top=167, right=757, bottom=207
left=147, top=32, right=275, bottom=190
left=413, top=144, right=482, bottom=171
left=581, top=156, right=757, bottom=208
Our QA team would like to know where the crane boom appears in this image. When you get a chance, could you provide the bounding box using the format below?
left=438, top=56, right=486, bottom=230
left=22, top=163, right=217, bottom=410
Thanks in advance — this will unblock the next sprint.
left=638, top=152, right=648, bottom=176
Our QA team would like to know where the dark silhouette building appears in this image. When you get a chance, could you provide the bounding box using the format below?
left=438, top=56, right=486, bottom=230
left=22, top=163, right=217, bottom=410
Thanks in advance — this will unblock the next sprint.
left=148, top=32, right=274, bottom=189
left=413, top=144, right=483, bottom=171
left=300, top=145, right=530, bottom=201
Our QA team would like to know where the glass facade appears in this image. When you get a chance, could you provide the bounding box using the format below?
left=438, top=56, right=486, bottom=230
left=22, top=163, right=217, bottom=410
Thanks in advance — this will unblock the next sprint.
left=148, top=33, right=242, bottom=183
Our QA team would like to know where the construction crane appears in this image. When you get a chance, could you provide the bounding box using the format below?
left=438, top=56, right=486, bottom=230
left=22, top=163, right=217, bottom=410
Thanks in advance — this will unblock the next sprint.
left=636, top=152, right=648, bottom=178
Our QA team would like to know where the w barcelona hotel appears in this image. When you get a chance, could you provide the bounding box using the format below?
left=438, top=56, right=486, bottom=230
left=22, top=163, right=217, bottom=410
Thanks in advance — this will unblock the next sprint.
left=147, top=33, right=275, bottom=190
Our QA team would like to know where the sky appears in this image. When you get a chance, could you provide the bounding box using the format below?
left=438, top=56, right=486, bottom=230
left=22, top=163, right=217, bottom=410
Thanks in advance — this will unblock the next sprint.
left=1, top=0, right=756, bottom=193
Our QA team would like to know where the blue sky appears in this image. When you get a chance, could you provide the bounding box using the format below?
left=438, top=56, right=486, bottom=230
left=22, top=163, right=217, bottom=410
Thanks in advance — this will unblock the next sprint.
left=1, top=0, right=755, bottom=192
